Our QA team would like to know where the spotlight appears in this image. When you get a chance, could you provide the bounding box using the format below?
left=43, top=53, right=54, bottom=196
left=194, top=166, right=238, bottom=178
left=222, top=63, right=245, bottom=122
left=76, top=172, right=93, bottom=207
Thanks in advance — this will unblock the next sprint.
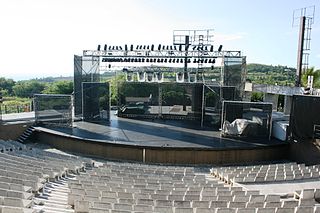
left=179, top=45, right=182, bottom=51
left=119, top=46, right=122, bottom=50
left=210, top=45, right=214, bottom=52
left=212, top=58, right=216, bottom=63
left=130, top=45, right=133, bottom=51
left=204, top=59, right=208, bottom=63
left=147, top=45, right=149, bottom=49
left=164, top=58, right=167, bottom=63
left=151, top=44, right=154, bottom=51
left=103, top=44, right=107, bottom=51
left=142, top=58, right=145, bottom=62
left=187, top=59, right=191, bottom=63
left=146, top=58, right=149, bottom=62
left=169, top=58, right=172, bottom=63
left=193, top=46, right=197, bottom=50
left=218, top=45, right=223, bottom=52
left=136, top=45, right=139, bottom=50
left=97, top=45, right=101, bottom=51
left=125, top=44, right=128, bottom=51
left=158, top=44, right=161, bottom=51
left=180, top=58, right=183, bottom=63
left=143, top=45, right=146, bottom=50
left=172, top=59, right=175, bottom=63
left=109, top=46, right=112, bottom=50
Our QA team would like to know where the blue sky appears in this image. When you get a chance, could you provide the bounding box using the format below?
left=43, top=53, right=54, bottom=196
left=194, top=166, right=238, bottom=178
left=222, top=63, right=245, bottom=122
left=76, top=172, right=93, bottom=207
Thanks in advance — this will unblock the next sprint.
left=0, top=0, right=319, bottom=80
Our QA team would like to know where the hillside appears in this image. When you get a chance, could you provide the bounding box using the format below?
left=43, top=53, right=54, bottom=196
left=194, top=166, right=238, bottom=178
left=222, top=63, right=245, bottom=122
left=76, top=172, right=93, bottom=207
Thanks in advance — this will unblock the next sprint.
left=246, top=63, right=296, bottom=86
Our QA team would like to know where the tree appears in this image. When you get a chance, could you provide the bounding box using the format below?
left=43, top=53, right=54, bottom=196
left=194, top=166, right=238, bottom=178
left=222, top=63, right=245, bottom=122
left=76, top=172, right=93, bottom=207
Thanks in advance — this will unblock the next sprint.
left=0, top=77, right=15, bottom=96
left=301, top=67, right=320, bottom=88
left=43, top=81, right=73, bottom=94
left=12, top=80, right=46, bottom=98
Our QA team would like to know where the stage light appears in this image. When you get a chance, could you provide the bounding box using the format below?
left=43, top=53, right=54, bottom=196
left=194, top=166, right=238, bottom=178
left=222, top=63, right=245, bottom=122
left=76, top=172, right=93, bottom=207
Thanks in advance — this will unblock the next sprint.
left=180, top=58, right=183, bottom=63
left=136, top=45, right=139, bottom=50
left=134, top=58, right=138, bottom=62
left=176, top=72, right=184, bottom=83
left=170, top=46, right=173, bottom=50
left=166, top=45, right=169, bottom=50
left=172, top=59, right=176, bottom=63
left=218, top=45, right=223, bottom=52
left=162, top=45, right=166, bottom=50
left=97, top=45, right=101, bottom=51
left=146, top=58, right=149, bottom=62
left=169, top=58, right=172, bottom=63
left=187, top=59, right=191, bottom=63
left=157, top=59, right=161, bottom=63
left=161, top=59, right=164, bottom=63
left=210, top=45, right=214, bottom=52
left=125, top=44, right=128, bottom=51
left=193, top=46, right=197, bottom=50
left=130, top=45, right=133, bottom=51
left=204, top=46, right=208, bottom=51
left=142, top=58, right=145, bottom=62
left=193, top=59, right=197, bottom=63
left=115, top=46, right=118, bottom=51
left=212, top=58, right=216, bottom=63
left=147, top=45, right=149, bottom=49
left=174, top=46, right=177, bottom=51
left=158, top=44, right=161, bottom=51
left=112, top=46, right=115, bottom=50
left=109, top=46, right=112, bottom=50
left=179, top=45, right=182, bottom=51
left=138, top=71, right=145, bottom=82
left=103, top=44, right=107, bottom=51
left=143, top=45, right=146, bottom=50
left=131, top=58, right=135, bottom=62
left=164, top=58, right=167, bottom=63
left=151, top=44, right=154, bottom=51
left=204, top=59, right=208, bottom=63
left=119, top=46, right=122, bottom=50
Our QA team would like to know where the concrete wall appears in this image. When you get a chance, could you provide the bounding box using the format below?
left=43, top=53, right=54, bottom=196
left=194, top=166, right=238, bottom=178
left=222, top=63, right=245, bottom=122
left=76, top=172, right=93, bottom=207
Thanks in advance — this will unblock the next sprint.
left=33, top=130, right=289, bottom=165
left=0, top=122, right=32, bottom=140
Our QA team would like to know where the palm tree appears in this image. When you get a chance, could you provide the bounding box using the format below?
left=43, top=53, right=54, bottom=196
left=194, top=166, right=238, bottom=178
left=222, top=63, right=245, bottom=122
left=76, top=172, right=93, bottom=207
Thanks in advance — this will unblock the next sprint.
left=301, top=67, right=320, bottom=88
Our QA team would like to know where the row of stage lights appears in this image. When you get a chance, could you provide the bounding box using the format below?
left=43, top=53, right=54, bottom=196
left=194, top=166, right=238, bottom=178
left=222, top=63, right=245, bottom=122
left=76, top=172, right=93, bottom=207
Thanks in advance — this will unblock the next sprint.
left=126, top=71, right=198, bottom=83
left=102, top=57, right=216, bottom=64
left=97, top=44, right=222, bottom=52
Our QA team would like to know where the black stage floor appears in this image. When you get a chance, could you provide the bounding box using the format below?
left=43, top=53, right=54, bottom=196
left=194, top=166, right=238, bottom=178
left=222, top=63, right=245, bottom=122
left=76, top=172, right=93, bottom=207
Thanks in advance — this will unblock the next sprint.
left=36, top=113, right=286, bottom=149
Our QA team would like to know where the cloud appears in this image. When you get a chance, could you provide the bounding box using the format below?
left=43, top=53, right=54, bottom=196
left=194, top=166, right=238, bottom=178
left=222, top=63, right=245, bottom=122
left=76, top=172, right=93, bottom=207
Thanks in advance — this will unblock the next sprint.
left=214, top=32, right=248, bottom=42
left=316, top=54, right=320, bottom=58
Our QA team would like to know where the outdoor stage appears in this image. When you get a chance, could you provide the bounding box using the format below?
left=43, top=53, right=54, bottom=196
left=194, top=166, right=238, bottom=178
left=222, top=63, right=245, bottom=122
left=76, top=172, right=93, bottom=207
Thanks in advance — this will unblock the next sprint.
left=32, top=112, right=290, bottom=165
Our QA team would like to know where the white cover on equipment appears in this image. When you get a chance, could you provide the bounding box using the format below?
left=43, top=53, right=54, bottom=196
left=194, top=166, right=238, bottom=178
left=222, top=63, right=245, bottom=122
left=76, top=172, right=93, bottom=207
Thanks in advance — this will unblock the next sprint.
left=272, top=120, right=289, bottom=141
left=223, top=119, right=259, bottom=136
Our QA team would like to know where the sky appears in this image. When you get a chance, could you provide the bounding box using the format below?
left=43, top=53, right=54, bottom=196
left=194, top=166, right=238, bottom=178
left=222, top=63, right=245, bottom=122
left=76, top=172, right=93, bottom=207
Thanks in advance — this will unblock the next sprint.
left=0, top=0, right=319, bottom=81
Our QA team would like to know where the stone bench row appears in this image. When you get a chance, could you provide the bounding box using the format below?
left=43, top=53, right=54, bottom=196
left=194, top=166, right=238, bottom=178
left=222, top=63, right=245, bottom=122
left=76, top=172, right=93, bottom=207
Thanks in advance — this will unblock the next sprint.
left=0, top=196, right=33, bottom=208
left=0, top=188, right=33, bottom=200
left=74, top=201, right=320, bottom=213
left=69, top=187, right=258, bottom=199
left=68, top=194, right=291, bottom=208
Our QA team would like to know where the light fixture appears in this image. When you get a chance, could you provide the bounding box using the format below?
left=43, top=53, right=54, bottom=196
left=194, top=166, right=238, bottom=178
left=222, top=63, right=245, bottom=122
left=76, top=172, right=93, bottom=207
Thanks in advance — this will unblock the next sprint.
left=218, top=45, right=223, bottom=52
left=97, top=45, right=101, bottom=51
left=103, top=44, right=107, bottom=51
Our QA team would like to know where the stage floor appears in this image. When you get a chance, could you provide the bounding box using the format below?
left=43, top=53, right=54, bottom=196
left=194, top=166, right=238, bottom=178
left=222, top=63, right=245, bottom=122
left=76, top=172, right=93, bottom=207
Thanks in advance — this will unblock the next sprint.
left=37, top=114, right=286, bottom=149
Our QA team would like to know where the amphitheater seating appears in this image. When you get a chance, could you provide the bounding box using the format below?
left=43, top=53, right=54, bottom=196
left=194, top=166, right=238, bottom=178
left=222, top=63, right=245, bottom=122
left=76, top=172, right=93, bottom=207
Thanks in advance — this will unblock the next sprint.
left=0, top=139, right=91, bottom=213
left=67, top=161, right=320, bottom=213
left=0, top=139, right=320, bottom=212
left=210, top=162, right=320, bottom=184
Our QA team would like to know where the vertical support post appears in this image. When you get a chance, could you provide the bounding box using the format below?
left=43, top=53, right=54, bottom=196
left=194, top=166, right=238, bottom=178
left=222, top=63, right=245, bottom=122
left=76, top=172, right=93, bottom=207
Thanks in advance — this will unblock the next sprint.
left=184, top=36, right=189, bottom=82
left=296, top=16, right=306, bottom=87
left=201, top=84, right=205, bottom=128
left=158, top=83, right=162, bottom=118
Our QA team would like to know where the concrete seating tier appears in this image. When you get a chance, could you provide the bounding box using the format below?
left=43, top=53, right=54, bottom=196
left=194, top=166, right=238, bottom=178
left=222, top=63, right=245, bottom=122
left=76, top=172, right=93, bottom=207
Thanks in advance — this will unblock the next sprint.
left=0, top=140, right=96, bottom=212
left=67, top=161, right=319, bottom=213
left=210, top=162, right=320, bottom=184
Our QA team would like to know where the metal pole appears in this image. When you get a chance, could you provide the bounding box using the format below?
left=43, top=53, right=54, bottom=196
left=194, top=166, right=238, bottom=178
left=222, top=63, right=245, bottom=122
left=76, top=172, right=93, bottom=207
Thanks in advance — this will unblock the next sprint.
left=296, top=16, right=306, bottom=87
left=201, top=84, right=205, bottom=128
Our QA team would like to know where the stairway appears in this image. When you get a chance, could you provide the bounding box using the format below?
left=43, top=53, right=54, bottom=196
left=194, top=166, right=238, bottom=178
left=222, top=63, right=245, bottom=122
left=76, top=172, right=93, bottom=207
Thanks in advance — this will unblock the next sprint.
left=33, top=176, right=75, bottom=213
left=17, top=126, right=35, bottom=143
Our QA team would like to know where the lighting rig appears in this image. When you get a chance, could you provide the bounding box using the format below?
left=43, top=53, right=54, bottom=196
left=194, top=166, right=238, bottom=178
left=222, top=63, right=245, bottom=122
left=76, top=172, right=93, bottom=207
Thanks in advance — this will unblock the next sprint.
left=82, top=30, right=243, bottom=83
